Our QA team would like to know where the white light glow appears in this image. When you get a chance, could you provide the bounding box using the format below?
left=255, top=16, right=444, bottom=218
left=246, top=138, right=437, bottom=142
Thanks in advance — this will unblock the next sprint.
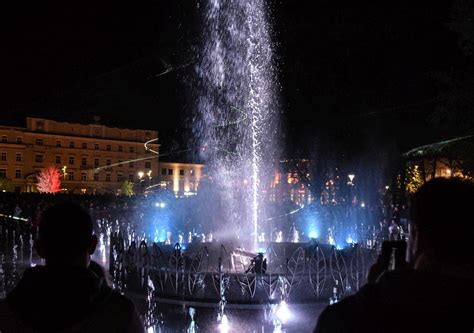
left=146, top=326, right=155, bottom=333
left=218, top=314, right=230, bottom=333
left=276, top=300, right=291, bottom=323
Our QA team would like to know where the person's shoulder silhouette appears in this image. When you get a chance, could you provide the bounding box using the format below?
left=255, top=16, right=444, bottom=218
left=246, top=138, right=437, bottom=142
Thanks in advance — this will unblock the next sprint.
left=0, top=201, right=145, bottom=333
left=315, top=177, right=474, bottom=333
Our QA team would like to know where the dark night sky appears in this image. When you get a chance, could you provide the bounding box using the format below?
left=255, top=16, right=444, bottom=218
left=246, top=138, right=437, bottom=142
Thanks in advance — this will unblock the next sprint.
left=2, top=0, right=469, bottom=159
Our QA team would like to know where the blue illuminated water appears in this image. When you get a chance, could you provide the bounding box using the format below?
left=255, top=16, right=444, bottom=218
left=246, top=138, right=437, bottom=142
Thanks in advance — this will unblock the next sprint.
left=194, top=0, right=280, bottom=250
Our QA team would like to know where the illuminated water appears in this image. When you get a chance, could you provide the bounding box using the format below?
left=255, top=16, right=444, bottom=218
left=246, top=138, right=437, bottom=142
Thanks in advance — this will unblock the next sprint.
left=0, top=228, right=325, bottom=332
left=194, top=0, right=280, bottom=250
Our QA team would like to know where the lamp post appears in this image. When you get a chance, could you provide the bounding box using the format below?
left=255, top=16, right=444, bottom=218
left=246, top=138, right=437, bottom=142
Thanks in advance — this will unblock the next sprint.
left=62, top=165, right=68, bottom=179
left=348, top=174, right=355, bottom=185
left=138, top=171, right=144, bottom=195
left=347, top=174, right=355, bottom=205
left=147, top=170, right=152, bottom=188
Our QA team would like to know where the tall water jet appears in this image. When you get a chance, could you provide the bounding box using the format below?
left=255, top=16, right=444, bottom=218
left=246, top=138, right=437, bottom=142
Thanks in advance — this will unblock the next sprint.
left=194, top=0, right=280, bottom=250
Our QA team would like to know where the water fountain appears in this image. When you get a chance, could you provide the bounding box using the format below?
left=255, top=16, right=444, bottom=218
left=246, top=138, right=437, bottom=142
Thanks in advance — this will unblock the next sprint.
left=106, top=2, right=376, bottom=330
left=0, top=1, right=378, bottom=330
left=193, top=0, right=280, bottom=251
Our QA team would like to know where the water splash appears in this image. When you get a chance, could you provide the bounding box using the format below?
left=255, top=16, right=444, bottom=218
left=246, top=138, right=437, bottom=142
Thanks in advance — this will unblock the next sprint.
left=194, top=0, right=279, bottom=250
left=188, top=307, right=196, bottom=333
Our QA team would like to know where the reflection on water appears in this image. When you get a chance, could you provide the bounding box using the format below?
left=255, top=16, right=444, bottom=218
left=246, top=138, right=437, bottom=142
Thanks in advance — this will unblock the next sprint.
left=0, top=223, right=323, bottom=332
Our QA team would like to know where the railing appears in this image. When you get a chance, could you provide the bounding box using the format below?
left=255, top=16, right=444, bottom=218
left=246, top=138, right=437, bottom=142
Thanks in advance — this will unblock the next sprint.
left=109, top=233, right=376, bottom=304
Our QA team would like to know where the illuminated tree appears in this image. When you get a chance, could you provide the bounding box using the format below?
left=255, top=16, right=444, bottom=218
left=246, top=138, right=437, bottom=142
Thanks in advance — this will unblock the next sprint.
left=121, top=179, right=134, bottom=196
left=37, top=166, right=61, bottom=193
left=0, top=177, right=14, bottom=192
left=405, top=165, right=424, bottom=194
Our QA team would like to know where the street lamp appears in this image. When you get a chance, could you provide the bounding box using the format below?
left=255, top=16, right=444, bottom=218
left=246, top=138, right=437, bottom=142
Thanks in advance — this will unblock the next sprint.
left=62, top=165, right=68, bottom=178
left=347, top=174, right=355, bottom=205
left=138, top=171, right=144, bottom=194
left=348, top=174, right=355, bottom=184
left=147, top=170, right=152, bottom=187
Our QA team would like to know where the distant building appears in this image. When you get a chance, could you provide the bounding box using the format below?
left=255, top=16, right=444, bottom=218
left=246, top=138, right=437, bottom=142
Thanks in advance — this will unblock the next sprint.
left=157, top=161, right=205, bottom=197
left=269, top=159, right=314, bottom=206
left=403, top=135, right=474, bottom=181
left=0, top=117, right=159, bottom=194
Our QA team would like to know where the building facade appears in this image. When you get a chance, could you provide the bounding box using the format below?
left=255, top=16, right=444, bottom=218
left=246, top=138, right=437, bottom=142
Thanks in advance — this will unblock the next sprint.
left=0, top=117, right=160, bottom=194
left=157, top=161, right=205, bottom=197
left=269, top=159, right=314, bottom=206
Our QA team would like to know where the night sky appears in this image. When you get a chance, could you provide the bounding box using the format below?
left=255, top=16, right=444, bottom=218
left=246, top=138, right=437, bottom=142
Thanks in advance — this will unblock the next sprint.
left=3, top=0, right=471, bottom=160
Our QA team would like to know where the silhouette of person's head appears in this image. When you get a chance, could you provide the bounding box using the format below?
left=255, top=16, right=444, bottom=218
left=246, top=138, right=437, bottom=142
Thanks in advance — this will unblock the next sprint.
left=409, top=177, right=474, bottom=268
left=35, top=201, right=98, bottom=267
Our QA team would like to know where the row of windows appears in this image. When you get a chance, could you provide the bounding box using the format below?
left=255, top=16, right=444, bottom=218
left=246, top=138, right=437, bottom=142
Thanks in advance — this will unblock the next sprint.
left=1, top=152, right=22, bottom=162
left=0, top=167, right=136, bottom=182
left=65, top=172, right=134, bottom=182
left=35, top=139, right=138, bottom=153
left=1, top=136, right=23, bottom=144
left=0, top=169, right=22, bottom=178
left=1, top=135, right=144, bottom=154
left=1, top=152, right=154, bottom=171
left=161, top=168, right=195, bottom=176
left=53, top=157, right=150, bottom=169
